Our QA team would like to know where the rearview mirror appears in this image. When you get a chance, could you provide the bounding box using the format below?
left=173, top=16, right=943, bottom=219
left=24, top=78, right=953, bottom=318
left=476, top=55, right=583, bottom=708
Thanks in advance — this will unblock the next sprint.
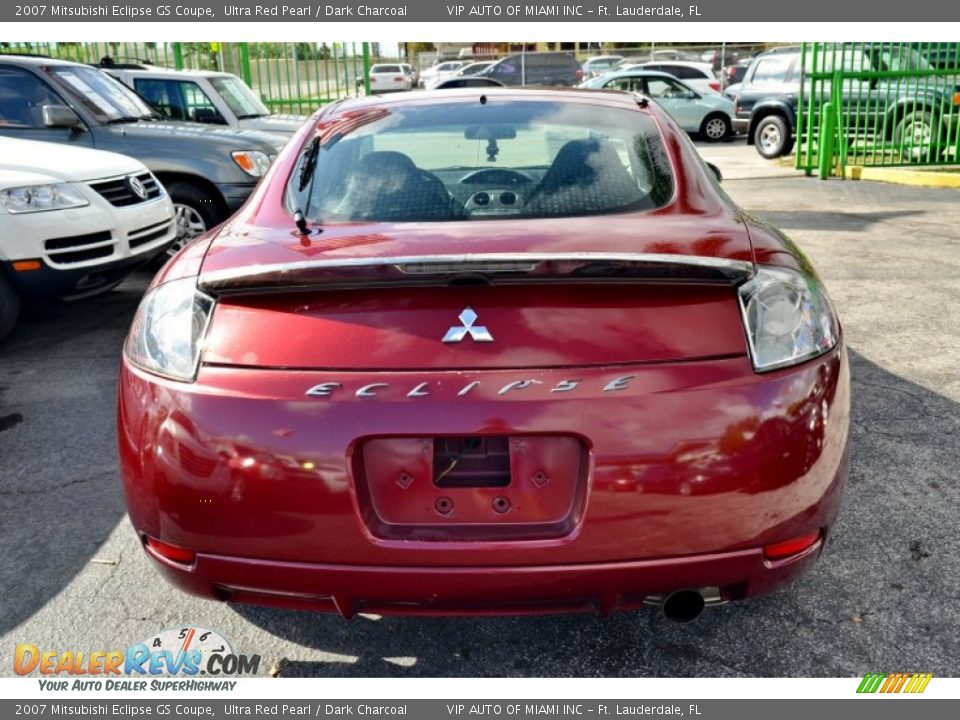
left=465, top=124, right=517, bottom=140
left=706, top=162, right=723, bottom=183
left=42, top=105, right=81, bottom=129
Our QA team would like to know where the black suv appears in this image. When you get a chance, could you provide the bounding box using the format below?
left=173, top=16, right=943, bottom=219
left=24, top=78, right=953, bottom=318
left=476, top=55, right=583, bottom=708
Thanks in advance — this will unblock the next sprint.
left=479, top=52, right=582, bottom=87
left=0, top=55, right=284, bottom=255
left=734, top=44, right=960, bottom=158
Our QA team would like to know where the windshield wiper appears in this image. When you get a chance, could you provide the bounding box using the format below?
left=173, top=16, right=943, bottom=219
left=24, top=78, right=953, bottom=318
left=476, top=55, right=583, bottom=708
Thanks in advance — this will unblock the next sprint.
left=105, top=115, right=142, bottom=124
left=298, top=136, right=321, bottom=192
left=236, top=112, right=270, bottom=119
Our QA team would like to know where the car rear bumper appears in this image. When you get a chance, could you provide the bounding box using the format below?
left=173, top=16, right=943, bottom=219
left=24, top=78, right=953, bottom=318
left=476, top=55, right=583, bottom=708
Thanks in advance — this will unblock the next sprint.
left=145, top=533, right=827, bottom=617
left=119, top=345, right=850, bottom=614
left=733, top=118, right=750, bottom=133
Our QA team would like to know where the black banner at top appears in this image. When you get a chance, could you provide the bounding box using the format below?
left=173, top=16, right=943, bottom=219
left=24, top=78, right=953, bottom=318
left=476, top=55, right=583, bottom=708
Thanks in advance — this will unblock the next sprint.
left=2, top=0, right=959, bottom=23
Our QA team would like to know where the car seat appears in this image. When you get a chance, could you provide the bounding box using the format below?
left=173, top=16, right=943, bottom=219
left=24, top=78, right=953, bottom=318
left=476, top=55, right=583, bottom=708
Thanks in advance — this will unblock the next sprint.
left=336, top=151, right=459, bottom=222
left=523, top=138, right=644, bottom=216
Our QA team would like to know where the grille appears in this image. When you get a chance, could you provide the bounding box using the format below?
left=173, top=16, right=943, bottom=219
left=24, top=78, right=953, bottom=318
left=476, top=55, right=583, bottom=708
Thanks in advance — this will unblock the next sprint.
left=44, top=231, right=115, bottom=264
left=129, top=220, right=173, bottom=249
left=88, top=172, right=163, bottom=207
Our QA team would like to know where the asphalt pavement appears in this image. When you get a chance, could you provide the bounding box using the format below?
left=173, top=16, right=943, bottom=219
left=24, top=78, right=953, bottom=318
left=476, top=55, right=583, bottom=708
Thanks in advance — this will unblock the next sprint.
left=1, top=142, right=958, bottom=677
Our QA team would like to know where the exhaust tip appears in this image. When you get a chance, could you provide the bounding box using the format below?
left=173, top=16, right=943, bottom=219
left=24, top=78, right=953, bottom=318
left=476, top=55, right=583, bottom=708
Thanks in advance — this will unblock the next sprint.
left=662, top=589, right=706, bottom=623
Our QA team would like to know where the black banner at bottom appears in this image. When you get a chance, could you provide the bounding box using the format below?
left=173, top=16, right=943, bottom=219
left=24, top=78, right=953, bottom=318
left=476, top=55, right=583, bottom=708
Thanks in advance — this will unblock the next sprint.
left=2, top=700, right=957, bottom=720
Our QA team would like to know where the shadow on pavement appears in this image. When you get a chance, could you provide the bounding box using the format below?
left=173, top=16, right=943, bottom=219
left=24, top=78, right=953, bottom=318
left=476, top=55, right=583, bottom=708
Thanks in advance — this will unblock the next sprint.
left=0, top=274, right=149, bottom=638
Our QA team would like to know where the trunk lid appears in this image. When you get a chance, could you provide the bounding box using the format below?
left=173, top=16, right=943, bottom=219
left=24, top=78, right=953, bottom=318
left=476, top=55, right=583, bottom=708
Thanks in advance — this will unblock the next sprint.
left=199, top=214, right=754, bottom=370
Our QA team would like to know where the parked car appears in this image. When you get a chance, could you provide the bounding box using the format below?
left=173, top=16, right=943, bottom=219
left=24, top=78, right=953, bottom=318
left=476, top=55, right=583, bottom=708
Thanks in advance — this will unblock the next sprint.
left=455, top=61, right=495, bottom=77
left=418, top=60, right=467, bottom=88
left=119, top=87, right=848, bottom=621
left=723, top=58, right=752, bottom=88
left=399, top=63, right=419, bottom=87
left=433, top=77, right=505, bottom=89
left=0, top=55, right=284, bottom=257
left=479, top=52, right=582, bottom=86
left=0, top=137, right=175, bottom=340
left=366, top=63, right=413, bottom=94
left=581, top=70, right=734, bottom=140
left=910, top=42, right=960, bottom=70
left=102, top=63, right=306, bottom=140
left=629, top=61, right=721, bottom=94
left=736, top=43, right=960, bottom=159
left=700, top=48, right=748, bottom=74
left=581, top=55, right=624, bottom=78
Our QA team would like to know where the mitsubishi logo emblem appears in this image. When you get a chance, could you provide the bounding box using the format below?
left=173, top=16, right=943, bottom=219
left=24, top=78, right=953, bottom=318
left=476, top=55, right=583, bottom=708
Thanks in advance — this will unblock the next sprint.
left=442, top=307, right=493, bottom=343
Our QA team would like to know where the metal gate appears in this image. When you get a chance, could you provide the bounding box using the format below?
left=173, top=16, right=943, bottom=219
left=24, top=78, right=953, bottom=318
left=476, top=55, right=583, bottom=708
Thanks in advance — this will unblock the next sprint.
left=797, top=42, right=960, bottom=177
left=0, top=42, right=373, bottom=114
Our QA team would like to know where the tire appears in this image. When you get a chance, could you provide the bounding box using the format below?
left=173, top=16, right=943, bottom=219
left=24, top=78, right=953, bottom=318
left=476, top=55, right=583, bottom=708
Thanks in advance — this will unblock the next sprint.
left=894, top=110, right=941, bottom=161
left=754, top=114, right=794, bottom=158
left=700, top=113, right=731, bottom=142
left=164, top=181, right=224, bottom=261
left=0, top=272, right=21, bottom=343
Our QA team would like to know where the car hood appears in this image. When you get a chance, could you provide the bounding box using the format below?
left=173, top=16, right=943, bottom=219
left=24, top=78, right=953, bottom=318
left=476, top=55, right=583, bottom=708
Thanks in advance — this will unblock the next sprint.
left=237, top=114, right=308, bottom=136
left=198, top=208, right=755, bottom=289
left=0, top=137, right=142, bottom=182
left=113, top=120, right=285, bottom=153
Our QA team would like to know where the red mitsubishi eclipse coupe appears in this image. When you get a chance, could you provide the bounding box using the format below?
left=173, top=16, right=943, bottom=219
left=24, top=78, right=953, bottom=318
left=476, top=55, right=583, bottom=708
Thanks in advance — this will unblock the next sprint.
left=118, top=88, right=849, bottom=622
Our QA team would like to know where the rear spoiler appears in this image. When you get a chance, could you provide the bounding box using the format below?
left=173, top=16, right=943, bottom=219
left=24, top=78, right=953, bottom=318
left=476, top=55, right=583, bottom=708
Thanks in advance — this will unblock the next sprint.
left=197, top=253, right=755, bottom=296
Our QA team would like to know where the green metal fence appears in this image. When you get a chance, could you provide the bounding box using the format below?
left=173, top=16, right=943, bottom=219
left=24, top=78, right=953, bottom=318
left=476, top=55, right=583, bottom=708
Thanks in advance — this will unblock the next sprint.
left=797, top=42, right=960, bottom=178
left=0, top=42, right=372, bottom=114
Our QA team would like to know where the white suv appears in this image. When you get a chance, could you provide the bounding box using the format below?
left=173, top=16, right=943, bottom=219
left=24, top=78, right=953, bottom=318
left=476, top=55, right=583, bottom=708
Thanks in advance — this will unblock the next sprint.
left=0, top=137, right=176, bottom=340
left=103, top=65, right=306, bottom=141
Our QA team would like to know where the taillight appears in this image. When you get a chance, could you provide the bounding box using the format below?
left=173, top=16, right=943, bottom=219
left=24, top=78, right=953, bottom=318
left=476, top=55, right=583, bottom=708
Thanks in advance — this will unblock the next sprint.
left=709, top=81, right=721, bottom=92
left=394, top=76, right=404, bottom=81
left=763, top=531, right=821, bottom=561
left=576, top=69, right=584, bottom=80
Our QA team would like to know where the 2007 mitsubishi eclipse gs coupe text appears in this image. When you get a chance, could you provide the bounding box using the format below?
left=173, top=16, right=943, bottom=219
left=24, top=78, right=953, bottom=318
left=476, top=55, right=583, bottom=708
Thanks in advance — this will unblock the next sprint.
left=118, top=88, right=850, bottom=623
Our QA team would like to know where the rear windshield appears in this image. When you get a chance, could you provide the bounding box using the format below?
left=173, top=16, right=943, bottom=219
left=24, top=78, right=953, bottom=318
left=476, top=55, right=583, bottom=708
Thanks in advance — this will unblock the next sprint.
left=371, top=65, right=401, bottom=73
left=287, top=99, right=674, bottom=223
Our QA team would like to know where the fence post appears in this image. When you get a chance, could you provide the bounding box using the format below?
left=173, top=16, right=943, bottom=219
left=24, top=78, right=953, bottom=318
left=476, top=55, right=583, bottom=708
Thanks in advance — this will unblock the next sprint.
left=818, top=101, right=837, bottom=180
left=362, top=42, right=371, bottom=96
left=172, top=42, right=184, bottom=70
left=238, top=43, right=253, bottom=86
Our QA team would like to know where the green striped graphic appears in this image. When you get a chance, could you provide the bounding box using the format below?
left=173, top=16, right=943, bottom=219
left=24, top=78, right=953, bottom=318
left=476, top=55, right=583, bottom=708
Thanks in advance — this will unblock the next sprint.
left=857, top=673, right=886, bottom=693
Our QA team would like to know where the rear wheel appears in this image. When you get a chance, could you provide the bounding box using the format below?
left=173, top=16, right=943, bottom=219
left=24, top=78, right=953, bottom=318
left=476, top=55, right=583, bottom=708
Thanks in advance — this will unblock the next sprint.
left=164, top=181, right=223, bottom=260
left=754, top=114, right=794, bottom=158
left=895, top=110, right=941, bottom=161
left=700, top=113, right=731, bottom=142
left=0, top=273, right=21, bottom=342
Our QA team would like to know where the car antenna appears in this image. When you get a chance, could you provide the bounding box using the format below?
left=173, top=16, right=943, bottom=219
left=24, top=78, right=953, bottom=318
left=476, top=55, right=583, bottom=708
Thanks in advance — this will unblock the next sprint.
left=294, top=210, right=310, bottom=236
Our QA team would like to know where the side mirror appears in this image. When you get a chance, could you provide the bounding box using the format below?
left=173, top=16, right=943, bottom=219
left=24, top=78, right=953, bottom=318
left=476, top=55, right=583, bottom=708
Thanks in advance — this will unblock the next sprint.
left=706, top=162, right=723, bottom=183
left=193, top=107, right=224, bottom=124
left=42, top=105, right=81, bottom=129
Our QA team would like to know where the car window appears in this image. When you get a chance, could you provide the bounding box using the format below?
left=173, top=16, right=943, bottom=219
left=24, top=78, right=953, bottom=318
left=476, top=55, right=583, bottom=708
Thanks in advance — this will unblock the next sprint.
left=749, top=56, right=794, bottom=83
left=605, top=77, right=644, bottom=93
left=671, top=65, right=709, bottom=80
left=134, top=78, right=223, bottom=123
left=646, top=78, right=695, bottom=99
left=46, top=65, right=154, bottom=123
left=371, top=65, right=401, bottom=74
left=208, top=76, right=270, bottom=119
left=288, top=100, right=674, bottom=223
left=0, top=67, right=64, bottom=129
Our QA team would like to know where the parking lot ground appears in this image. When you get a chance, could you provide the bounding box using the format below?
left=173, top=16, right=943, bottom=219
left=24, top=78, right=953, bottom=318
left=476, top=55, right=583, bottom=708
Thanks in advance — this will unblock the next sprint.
left=2, top=148, right=959, bottom=677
